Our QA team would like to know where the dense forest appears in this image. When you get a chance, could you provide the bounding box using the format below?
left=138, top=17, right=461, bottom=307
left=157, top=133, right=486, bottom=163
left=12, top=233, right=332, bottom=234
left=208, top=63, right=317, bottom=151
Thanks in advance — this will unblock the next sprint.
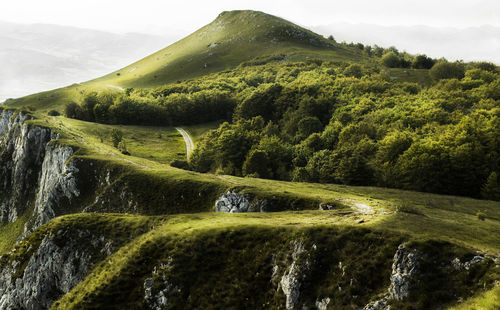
left=64, top=53, right=500, bottom=200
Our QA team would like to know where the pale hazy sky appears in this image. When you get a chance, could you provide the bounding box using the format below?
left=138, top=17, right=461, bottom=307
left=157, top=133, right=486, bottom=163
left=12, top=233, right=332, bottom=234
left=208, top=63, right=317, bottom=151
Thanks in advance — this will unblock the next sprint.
left=1, top=0, right=499, bottom=35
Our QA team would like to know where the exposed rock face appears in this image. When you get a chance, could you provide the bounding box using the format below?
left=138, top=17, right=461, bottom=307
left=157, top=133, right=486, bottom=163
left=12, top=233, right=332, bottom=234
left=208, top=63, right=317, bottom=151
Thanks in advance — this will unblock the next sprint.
left=0, top=229, right=112, bottom=310
left=389, top=244, right=420, bottom=300
left=0, top=108, right=79, bottom=234
left=279, top=240, right=316, bottom=310
left=452, top=255, right=486, bottom=271
left=31, top=144, right=79, bottom=229
left=0, top=110, right=52, bottom=223
left=215, top=191, right=250, bottom=213
left=215, top=191, right=268, bottom=213
left=363, top=244, right=421, bottom=310
left=144, top=258, right=179, bottom=310
left=315, top=297, right=330, bottom=310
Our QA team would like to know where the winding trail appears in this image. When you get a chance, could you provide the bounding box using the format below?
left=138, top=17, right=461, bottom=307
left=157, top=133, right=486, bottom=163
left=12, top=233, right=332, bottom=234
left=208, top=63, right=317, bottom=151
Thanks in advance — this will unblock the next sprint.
left=175, top=127, right=194, bottom=159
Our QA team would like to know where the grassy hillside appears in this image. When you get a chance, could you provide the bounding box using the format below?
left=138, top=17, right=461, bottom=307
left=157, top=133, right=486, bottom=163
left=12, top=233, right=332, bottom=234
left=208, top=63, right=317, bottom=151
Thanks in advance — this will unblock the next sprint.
left=4, top=10, right=426, bottom=113
left=87, top=10, right=359, bottom=89
left=0, top=9, right=499, bottom=310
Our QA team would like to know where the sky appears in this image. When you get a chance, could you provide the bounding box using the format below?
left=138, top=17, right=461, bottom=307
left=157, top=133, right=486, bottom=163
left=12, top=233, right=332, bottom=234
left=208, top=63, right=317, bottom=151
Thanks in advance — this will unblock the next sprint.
left=2, top=0, right=500, bottom=36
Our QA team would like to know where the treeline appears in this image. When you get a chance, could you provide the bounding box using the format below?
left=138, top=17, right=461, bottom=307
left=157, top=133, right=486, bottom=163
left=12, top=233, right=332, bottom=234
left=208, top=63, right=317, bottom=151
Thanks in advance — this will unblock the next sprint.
left=186, top=59, right=500, bottom=200
left=63, top=56, right=500, bottom=200
left=65, top=88, right=235, bottom=126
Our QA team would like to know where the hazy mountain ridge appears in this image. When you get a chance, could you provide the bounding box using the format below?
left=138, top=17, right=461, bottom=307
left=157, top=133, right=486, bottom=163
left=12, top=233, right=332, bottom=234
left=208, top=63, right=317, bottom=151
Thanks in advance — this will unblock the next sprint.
left=0, top=21, right=179, bottom=102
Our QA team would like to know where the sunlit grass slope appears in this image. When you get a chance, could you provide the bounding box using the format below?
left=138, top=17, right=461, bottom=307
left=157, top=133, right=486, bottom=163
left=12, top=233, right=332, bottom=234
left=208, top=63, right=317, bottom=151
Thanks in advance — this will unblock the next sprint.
left=87, top=10, right=360, bottom=89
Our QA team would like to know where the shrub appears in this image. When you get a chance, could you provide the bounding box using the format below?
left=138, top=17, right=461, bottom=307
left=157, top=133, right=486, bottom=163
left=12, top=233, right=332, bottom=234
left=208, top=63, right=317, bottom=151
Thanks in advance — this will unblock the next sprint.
left=343, top=64, right=363, bottom=78
left=170, top=160, right=189, bottom=170
left=381, top=52, right=401, bottom=68
left=476, top=211, right=486, bottom=221
left=429, top=62, right=465, bottom=80
left=110, top=129, right=123, bottom=148
left=48, top=110, right=60, bottom=116
left=64, top=102, right=82, bottom=119
left=412, top=54, right=435, bottom=69
left=118, top=140, right=129, bottom=155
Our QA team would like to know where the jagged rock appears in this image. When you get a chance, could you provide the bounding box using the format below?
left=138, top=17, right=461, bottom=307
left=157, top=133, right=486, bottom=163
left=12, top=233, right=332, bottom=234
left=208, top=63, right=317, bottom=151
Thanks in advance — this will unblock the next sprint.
left=315, top=297, right=330, bottom=310
left=464, top=256, right=485, bottom=270
left=0, top=108, right=79, bottom=235
left=0, top=230, right=111, bottom=310
left=363, top=244, right=421, bottom=309
left=0, top=110, right=52, bottom=224
left=452, top=255, right=486, bottom=271
left=318, top=203, right=334, bottom=210
left=363, top=296, right=390, bottom=310
left=215, top=191, right=269, bottom=213
left=215, top=191, right=250, bottom=212
left=144, top=258, right=176, bottom=310
left=31, top=145, right=79, bottom=230
left=388, top=244, right=420, bottom=300
left=279, top=240, right=315, bottom=310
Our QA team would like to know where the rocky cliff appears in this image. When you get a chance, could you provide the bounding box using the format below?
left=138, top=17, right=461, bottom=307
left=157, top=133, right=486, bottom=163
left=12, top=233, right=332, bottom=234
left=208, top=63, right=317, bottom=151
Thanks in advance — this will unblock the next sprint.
left=0, top=228, right=112, bottom=310
left=0, top=108, right=79, bottom=236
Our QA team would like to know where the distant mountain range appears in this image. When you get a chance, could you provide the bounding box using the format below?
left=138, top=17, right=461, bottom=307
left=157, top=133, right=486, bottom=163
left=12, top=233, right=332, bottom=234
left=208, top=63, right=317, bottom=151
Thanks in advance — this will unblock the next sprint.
left=312, top=23, right=500, bottom=64
left=0, top=21, right=179, bottom=102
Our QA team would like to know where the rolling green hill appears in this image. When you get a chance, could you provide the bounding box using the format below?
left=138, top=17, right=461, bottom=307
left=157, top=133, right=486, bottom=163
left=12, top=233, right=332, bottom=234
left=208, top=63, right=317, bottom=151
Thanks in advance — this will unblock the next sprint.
left=0, top=9, right=499, bottom=310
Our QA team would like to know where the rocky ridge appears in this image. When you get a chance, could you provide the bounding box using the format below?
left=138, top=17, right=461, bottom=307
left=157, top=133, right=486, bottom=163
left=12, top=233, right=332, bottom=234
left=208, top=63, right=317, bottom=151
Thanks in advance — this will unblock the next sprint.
left=0, top=228, right=113, bottom=310
left=0, top=108, right=79, bottom=235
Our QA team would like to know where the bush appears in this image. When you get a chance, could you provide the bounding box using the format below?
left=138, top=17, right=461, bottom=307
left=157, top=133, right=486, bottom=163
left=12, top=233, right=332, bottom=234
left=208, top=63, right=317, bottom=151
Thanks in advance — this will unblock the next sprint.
left=476, top=211, right=486, bottom=221
left=429, top=62, right=465, bottom=80
left=110, top=129, right=123, bottom=148
left=381, top=52, right=401, bottom=68
left=47, top=110, right=60, bottom=116
left=64, top=102, right=82, bottom=119
left=412, top=55, right=435, bottom=69
left=118, top=140, right=129, bottom=155
left=170, top=160, right=189, bottom=170
left=343, top=64, right=363, bottom=78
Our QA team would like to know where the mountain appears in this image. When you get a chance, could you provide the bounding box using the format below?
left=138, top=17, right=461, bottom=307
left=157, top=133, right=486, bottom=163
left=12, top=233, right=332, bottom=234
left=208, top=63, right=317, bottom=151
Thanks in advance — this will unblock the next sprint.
left=0, top=21, right=178, bottom=102
left=313, top=23, right=500, bottom=64
left=0, top=10, right=499, bottom=310
left=88, top=10, right=357, bottom=89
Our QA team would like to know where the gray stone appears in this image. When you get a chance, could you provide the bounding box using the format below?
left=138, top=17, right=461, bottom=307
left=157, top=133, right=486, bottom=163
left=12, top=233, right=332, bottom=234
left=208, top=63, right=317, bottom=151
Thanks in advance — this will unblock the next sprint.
left=388, top=244, right=420, bottom=300
left=280, top=240, right=313, bottom=310
left=215, top=191, right=250, bottom=213
left=0, top=230, right=111, bottom=310
left=315, top=297, right=330, bottom=310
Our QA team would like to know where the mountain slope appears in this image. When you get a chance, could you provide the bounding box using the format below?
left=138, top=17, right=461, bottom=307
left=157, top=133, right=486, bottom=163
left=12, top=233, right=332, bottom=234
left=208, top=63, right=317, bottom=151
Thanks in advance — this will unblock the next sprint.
left=86, top=10, right=359, bottom=89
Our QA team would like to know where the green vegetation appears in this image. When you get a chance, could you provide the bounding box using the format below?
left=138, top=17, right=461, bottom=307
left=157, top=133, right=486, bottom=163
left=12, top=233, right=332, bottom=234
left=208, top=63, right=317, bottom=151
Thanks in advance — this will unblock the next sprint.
left=0, top=9, right=499, bottom=309
left=183, top=60, right=500, bottom=199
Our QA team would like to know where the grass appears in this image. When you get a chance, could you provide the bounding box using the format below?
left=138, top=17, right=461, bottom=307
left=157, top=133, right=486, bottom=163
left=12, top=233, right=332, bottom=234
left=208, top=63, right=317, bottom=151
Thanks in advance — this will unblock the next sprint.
left=447, top=286, right=500, bottom=310
left=45, top=212, right=497, bottom=309
left=55, top=117, right=187, bottom=164
left=0, top=209, right=31, bottom=254
left=0, top=9, right=497, bottom=309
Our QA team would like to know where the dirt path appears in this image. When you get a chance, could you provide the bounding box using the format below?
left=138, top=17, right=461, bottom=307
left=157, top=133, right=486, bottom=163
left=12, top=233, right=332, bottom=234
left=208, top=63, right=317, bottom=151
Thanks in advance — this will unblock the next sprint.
left=106, top=84, right=124, bottom=91
left=175, top=127, right=194, bottom=158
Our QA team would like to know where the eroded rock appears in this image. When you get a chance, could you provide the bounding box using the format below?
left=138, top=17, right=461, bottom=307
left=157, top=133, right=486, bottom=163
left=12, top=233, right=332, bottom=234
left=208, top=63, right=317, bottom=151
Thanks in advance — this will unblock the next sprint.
left=0, top=230, right=111, bottom=310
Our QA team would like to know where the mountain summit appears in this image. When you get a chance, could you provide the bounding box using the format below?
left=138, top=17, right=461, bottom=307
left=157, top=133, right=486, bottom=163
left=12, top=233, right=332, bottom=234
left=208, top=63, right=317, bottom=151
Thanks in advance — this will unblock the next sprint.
left=90, top=10, right=347, bottom=88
